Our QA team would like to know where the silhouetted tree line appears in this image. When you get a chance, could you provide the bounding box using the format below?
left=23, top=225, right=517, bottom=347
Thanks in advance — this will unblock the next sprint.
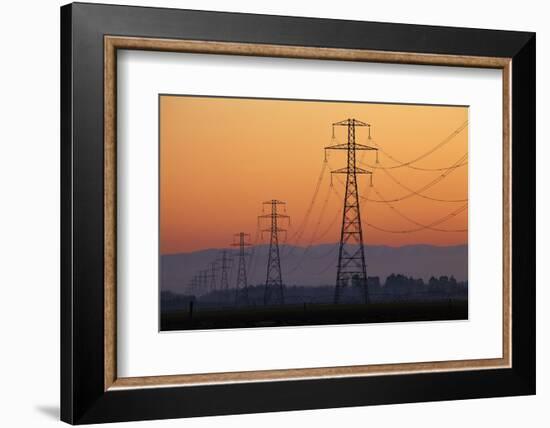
left=368, top=274, right=466, bottom=302
left=161, top=273, right=467, bottom=312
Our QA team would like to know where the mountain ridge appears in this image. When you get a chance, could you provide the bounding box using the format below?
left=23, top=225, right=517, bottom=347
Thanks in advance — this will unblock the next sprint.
left=161, top=243, right=468, bottom=294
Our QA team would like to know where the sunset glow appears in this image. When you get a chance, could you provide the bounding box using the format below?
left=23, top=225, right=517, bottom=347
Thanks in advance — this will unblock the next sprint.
left=160, top=95, right=468, bottom=254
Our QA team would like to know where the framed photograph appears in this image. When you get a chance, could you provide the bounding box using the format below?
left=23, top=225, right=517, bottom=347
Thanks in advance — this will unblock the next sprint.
left=61, top=2, right=535, bottom=424
left=158, top=95, right=470, bottom=331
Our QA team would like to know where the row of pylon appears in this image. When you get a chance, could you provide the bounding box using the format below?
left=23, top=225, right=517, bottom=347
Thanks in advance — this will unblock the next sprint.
left=187, top=199, right=291, bottom=306
left=188, top=118, right=376, bottom=306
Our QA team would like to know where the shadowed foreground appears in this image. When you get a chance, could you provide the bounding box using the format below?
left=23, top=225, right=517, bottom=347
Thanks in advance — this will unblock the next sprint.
left=160, top=300, right=468, bottom=331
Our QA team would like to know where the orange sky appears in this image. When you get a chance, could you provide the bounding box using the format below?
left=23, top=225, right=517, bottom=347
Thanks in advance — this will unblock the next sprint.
left=160, top=95, right=468, bottom=254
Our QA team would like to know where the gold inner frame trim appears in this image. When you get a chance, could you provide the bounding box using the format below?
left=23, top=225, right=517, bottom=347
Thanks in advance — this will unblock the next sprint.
left=104, top=35, right=512, bottom=391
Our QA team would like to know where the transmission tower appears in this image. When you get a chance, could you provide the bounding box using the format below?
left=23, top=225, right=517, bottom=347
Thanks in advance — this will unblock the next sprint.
left=199, top=270, right=208, bottom=295
left=218, top=250, right=232, bottom=291
left=188, top=275, right=198, bottom=295
left=325, top=118, right=378, bottom=304
left=208, top=261, right=218, bottom=292
left=259, top=200, right=289, bottom=305
left=231, top=232, right=252, bottom=305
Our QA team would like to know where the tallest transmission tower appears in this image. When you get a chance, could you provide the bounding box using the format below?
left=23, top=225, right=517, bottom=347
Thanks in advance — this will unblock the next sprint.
left=325, top=118, right=378, bottom=304
left=259, top=200, right=289, bottom=306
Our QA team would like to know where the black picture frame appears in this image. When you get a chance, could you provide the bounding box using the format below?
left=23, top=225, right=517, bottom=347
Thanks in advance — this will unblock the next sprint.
left=61, top=2, right=535, bottom=424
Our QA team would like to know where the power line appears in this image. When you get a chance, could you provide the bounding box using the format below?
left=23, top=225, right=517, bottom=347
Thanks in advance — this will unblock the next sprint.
left=284, top=184, right=351, bottom=276
left=365, top=203, right=468, bottom=234
left=359, top=153, right=467, bottom=172
left=378, top=159, right=467, bottom=172
left=371, top=188, right=468, bottom=233
left=364, top=120, right=468, bottom=171
left=331, top=178, right=466, bottom=234
left=279, top=158, right=329, bottom=262
left=285, top=182, right=335, bottom=275
left=376, top=154, right=467, bottom=202
left=356, top=153, right=468, bottom=203
left=286, top=159, right=328, bottom=244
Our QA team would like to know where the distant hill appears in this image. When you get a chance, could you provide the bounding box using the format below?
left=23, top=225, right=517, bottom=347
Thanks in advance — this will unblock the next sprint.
left=161, top=244, right=467, bottom=294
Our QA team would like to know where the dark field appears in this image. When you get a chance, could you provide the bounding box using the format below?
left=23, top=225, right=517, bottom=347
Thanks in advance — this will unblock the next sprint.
left=160, top=299, right=468, bottom=331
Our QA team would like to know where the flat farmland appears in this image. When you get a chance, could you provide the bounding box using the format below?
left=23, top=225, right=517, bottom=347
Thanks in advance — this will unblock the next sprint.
left=160, top=299, right=467, bottom=331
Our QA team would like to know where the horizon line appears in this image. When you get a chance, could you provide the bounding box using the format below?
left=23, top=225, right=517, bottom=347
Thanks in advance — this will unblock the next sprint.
left=161, top=242, right=468, bottom=256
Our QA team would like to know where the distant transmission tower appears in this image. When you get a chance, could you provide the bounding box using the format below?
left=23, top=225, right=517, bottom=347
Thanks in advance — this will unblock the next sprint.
left=231, top=232, right=252, bottom=305
left=259, top=200, right=289, bottom=305
left=219, top=250, right=232, bottom=291
left=208, top=261, right=218, bottom=292
left=325, top=118, right=378, bottom=304
left=199, top=270, right=208, bottom=295
left=188, top=275, right=198, bottom=295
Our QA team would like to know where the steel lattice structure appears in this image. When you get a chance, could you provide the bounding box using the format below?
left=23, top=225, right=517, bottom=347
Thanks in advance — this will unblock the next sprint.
left=188, top=275, right=198, bottom=296
left=218, top=250, right=232, bottom=291
left=259, top=200, right=289, bottom=305
left=208, top=261, right=218, bottom=292
left=198, top=270, right=209, bottom=296
left=231, top=232, right=252, bottom=305
left=325, top=118, right=378, bottom=304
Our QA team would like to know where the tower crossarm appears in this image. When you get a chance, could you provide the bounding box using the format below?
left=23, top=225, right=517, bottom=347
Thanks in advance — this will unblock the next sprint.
left=333, top=118, right=369, bottom=127
left=331, top=167, right=372, bottom=175
left=258, top=214, right=290, bottom=219
left=230, top=233, right=252, bottom=247
left=325, top=143, right=377, bottom=151
left=325, top=142, right=378, bottom=163
left=262, top=199, right=286, bottom=205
